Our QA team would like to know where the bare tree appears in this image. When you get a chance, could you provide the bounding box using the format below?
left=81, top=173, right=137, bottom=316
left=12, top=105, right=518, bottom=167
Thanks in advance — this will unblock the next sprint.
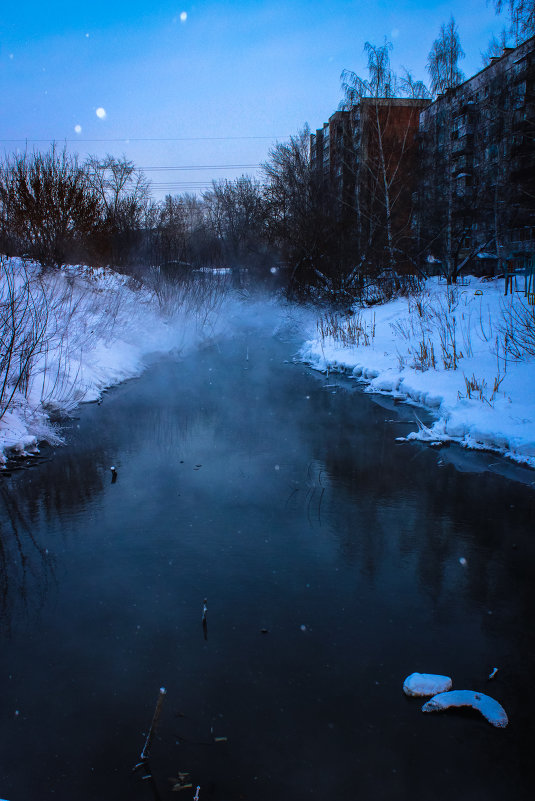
left=85, top=154, right=150, bottom=222
left=399, top=68, right=432, bottom=100
left=150, top=194, right=189, bottom=269
left=0, top=146, right=102, bottom=269
left=0, top=257, right=48, bottom=422
left=262, top=127, right=333, bottom=288
left=202, top=176, right=269, bottom=277
left=421, top=19, right=470, bottom=283
left=85, top=154, right=151, bottom=266
left=340, top=42, right=429, bottom=278
left=492, top=1, right=535, bottom=42
left=427, top=17, right=465, bottom=96
left=482, top=29, right=510, bottom=65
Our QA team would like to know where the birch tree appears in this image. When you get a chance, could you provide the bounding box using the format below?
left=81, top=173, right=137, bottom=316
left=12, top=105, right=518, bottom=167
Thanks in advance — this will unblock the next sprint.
left=427, top=17, right=465, bottom=97
left=492, top=1, right=535, bottom=42
left=425, top=19, right=467, bottom=282
left=340, top=41, right=429, bottom=278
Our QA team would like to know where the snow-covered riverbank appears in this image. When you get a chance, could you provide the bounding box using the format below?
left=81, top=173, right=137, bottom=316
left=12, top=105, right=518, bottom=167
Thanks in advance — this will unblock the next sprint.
left=0, top=259, right=314, bottom=466
left=3, top=262, right=534, bottom=474
left=299, top=277, right=535, bottom=470
left=0, top=260, right=240, bottom=464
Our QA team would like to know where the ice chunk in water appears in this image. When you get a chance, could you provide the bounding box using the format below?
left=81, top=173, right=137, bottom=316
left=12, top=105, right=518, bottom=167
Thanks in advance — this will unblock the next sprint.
left=422, top=690, right=508, bottom=728
left=403, top=672, right=452, bottom=697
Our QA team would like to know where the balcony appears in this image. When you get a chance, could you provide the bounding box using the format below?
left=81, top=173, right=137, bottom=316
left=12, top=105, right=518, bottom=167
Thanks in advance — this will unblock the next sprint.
left=455, top=98, right=477, bottom=116
left=452, top=135, right=474, bottom=155
left=451, top=151, right=473, bottom=171
left=513, top=103, right=535, bottom=130
left=511, top=153, right=535, bottom=179
left=456, top=123, right=474, bottom=138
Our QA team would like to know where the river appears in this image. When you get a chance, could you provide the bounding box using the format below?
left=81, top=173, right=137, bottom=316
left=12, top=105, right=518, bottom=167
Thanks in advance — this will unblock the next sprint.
left=0, top=312, right=534, bottom=801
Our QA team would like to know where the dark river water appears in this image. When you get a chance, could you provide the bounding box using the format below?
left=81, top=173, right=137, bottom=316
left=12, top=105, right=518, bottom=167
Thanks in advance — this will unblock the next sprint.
left=1, top=312, right=534, bottom=801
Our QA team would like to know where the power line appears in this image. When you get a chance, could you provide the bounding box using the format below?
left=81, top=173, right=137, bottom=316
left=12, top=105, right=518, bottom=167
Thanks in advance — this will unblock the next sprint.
left=151, top=182, right=256, bottom=186
left=141, top=164, right=261, bottom=171
left=149, top=179, right=270, bottom=187
left=150, top=182, right=219, bottom=186
left=0, top=135, right=287, bottom=143
left=150, top=183, right=270, bottom=189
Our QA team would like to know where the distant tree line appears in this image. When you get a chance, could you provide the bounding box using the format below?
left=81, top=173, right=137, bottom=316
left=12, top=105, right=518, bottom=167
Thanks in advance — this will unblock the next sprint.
left=1, top=1, right=532, bottom=298
left=0, top=140, right=323, bottom=291
left=0, top=147, right=153, bottom=273
left=0, top=147, right=284, bottom=280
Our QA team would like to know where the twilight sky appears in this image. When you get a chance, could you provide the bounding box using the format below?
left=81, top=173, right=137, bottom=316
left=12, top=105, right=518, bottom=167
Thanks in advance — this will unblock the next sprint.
left=0, top=0, right=510, bottom=199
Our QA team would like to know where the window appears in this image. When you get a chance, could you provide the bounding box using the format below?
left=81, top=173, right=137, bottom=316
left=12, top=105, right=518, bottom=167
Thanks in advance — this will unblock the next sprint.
left=513, top=81, right=526, bottom=109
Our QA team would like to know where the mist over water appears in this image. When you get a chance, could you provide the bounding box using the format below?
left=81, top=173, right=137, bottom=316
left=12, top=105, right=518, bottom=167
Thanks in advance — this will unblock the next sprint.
left=0, top=306, right=534, bottom=801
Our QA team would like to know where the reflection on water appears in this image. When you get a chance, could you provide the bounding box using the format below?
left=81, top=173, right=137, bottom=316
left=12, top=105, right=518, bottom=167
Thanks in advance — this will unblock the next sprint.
left=0, top=483, right=56, bottom=632
left=0, top=328, right=534, bottom=801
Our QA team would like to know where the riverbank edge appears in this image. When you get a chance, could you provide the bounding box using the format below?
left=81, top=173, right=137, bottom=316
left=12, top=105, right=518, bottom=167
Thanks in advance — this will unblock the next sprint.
left=297, top=278, right=535, bottom=474
left=299, top=355, right=535, bottom=475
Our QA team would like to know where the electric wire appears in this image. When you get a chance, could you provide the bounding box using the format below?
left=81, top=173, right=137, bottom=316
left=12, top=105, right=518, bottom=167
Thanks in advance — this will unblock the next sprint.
left=0, top=136, right=287, bottom=143
left=140, top=164, right=261, bottom=171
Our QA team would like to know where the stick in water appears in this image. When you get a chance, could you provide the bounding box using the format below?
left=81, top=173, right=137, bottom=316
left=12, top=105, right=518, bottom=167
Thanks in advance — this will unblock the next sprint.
left=140, top=687, right=167, bottom=762
left=202, top=599, right=208, bottom=640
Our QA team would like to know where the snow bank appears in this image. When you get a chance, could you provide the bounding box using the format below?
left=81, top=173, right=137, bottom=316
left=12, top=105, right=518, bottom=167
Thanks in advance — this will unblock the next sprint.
left=299, top=277, right=535, bottom=470
left=403, top=673, right=452, bottom=697
left=422, top=690, right=508, bottom=728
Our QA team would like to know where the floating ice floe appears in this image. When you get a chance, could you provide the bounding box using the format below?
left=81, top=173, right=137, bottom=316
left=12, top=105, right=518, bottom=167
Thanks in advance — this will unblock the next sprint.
left=422, top=690, right=508, bottom=728
left=403, top=672, right=452, bottom=697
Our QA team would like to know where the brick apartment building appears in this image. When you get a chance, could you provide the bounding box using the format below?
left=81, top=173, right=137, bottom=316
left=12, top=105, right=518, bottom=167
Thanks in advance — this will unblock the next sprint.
left=417, top=34, right=535, bottom=275
left=311, top=35, right=534, bottom=277
left=310, top=98, right=430, bottom=269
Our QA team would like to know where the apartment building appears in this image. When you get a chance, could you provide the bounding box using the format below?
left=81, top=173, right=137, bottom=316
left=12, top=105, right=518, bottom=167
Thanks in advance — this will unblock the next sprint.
left=310, top=97, right=430, bottom=267
left=417, top=35, right=535, bottom=272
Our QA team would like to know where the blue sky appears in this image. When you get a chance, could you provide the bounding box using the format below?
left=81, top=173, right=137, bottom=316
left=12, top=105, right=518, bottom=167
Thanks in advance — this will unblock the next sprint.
left=0, top=1, right=510, bottom=198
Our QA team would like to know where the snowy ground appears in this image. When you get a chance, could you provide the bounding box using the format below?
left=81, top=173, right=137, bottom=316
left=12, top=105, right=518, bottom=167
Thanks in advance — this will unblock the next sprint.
left=299, top=276, right=535, bottom=470
left=0, top=259, right=302, bottom=465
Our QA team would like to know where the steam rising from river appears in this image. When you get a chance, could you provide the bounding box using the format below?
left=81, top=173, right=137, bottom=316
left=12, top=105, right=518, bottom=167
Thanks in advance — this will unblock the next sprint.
left=0, top=259, right=315, bottom=462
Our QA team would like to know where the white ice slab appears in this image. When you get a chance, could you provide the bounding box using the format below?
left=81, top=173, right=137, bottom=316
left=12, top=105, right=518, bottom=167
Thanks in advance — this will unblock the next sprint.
left=403, top=672, right=452, bottom=697
left=422, top=690, right=508, bottom=728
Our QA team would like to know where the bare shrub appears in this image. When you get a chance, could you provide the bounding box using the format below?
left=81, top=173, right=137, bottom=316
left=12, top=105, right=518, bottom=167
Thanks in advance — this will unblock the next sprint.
left=390, top=318, right=413, bottom=340
left=411, top=338, right=436, bottom=370
left=0, top=258, right=48, bottom=421
left=144, top=266, right=233, bottom=337
left=0, top=146, right=102, bottom=269
left=459, top=310, right=473, bottom=358
left=409, top=294, right=429, bottom=320
left=463, top=373, right=488, bottom=401
left=0, top=259, right=134, bottom=429
left=459, top=366, right=506, bottom=406
left=432, top=296, right=463, bottom=369
left=500, top=295, right=535, bottom=360
left=491, top=370, right=507, bottom=401
left=317, top=310, right=376, bottom=347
